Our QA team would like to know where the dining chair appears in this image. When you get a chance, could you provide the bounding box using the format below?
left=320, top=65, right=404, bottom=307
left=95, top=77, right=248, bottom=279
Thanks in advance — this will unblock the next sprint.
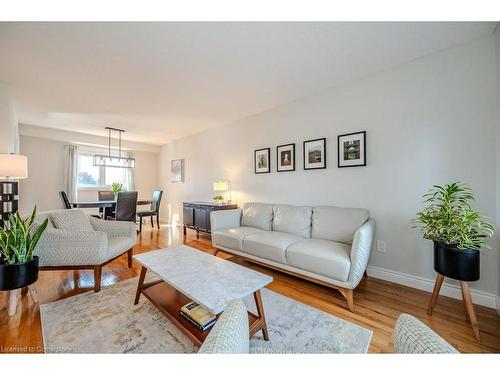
left=137, top=190, right=163, bottom=232
left=59, top=191, right=72, bottom=209
left=98, top=190, right=115, bottom=218
left=107, top=191, right=138, bottom=222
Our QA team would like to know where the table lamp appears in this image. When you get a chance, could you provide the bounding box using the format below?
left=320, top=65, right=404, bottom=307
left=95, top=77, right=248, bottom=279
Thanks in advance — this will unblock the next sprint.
left=213, top=180, right=230, bottom=204
left=0, top=154, right=28, bottom=224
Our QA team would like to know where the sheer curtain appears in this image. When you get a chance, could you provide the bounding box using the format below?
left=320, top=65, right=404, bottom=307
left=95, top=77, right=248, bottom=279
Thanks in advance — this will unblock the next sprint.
left=64, top=144, right=79, bottom=202
left=125, top=151, right=135, bottom=191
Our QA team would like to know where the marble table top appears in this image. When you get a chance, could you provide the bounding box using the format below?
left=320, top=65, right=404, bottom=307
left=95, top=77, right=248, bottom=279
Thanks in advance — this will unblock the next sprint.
left=133, top=245, right=273, bottom=314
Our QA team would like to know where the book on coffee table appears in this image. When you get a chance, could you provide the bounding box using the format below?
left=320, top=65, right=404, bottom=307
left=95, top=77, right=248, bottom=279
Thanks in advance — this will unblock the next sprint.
left=180, top=301, right=216, bottom=331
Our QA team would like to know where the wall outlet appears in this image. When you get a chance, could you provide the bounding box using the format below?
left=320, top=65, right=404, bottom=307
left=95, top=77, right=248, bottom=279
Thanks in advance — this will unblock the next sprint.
left=376, top=240, right=387, bottom=253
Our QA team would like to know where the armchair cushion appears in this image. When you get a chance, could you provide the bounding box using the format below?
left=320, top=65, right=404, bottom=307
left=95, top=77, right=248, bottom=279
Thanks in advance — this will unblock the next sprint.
left=393, top=314, right=458, bottom=353
left=286, top=239, right=351, bottom=281
left=89, top=216, right=137, bottom=239
left=50, top=209, right=94, bottom=232
left=108, top=237, right=136, bottom=259
left=198, top=299, right=249, bottom=354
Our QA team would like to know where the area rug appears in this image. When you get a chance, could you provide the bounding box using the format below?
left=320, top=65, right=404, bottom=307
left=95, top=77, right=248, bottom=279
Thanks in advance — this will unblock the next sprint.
left=40, top=276, right=372, bottom=353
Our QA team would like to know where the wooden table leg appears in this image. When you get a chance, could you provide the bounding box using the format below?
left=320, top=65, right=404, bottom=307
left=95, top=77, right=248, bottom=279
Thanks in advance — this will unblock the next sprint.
left=7, top=289, right=20, bottom=316
left=427, top=274, right=444, bottom=315
left=253, top=289, right=269, bottom=341
left=460, top=281, right=480, bottom=341
left=134, top=266, right=147, bottom=305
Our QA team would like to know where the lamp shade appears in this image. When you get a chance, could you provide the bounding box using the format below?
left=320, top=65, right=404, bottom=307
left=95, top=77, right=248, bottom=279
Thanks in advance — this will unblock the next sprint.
left=213, top=180, right=229, bottom=192
left=0, top=154, right=28, bottom=179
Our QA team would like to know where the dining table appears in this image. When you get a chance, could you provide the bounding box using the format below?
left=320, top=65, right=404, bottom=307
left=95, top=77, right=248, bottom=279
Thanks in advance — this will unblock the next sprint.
left=71, top=199, right=152, bottom=219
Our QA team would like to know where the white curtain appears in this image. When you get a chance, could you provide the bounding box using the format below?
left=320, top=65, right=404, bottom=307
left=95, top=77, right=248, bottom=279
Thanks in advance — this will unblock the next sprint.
left=125, top=151, right=135, bottom=191
left=64, top=144, right=79, bottom=202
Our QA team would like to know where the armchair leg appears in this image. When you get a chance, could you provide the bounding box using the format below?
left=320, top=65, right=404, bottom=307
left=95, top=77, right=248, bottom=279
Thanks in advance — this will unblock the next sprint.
left=94, top=266, right=102, bottom=293
left=127, top=248, right=133, bottom=268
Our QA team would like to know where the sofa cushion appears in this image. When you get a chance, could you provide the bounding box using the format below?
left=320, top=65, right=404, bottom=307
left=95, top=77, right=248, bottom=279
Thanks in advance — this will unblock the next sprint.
left=311, top=206, right=369, bottom=244
left=50, top=209, right=94, bottom=232
left=212, top=227, right=264, bottom=251
left=286, top=239, right=351, bottom=281
left=243, top=231, right=302, bottom=264
left=241, top=202, right=273, bottom=231
left=272, top=204, right=312, bottom=238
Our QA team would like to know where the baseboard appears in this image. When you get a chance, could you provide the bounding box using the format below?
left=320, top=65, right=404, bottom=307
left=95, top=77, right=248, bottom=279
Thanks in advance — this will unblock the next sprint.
left=496, top=296, right=500, bottom=317
left=366, top=265, right=497, bottom=309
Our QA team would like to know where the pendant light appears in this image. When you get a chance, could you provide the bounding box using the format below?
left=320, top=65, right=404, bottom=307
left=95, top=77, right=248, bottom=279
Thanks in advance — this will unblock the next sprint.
left=93, top=127, right=136, bottom=168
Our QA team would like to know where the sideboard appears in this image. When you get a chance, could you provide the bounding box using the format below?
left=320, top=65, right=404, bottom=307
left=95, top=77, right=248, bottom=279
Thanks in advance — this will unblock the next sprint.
left=183, top=201, right=238, bottom=236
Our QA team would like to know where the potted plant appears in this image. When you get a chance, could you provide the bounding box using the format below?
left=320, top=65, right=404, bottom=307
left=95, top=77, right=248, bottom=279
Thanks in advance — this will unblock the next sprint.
left=0, top=207, right=48, bottom=291
left=412, top=182, right=495, bottom=281
left=213, top=195, right=224, bottom=204
left=111, top=182, right=123, bottom=198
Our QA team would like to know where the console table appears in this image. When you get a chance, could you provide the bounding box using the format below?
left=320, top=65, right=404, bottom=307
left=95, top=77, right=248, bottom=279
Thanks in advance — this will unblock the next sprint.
left=183, top=201, right=237, bottom=236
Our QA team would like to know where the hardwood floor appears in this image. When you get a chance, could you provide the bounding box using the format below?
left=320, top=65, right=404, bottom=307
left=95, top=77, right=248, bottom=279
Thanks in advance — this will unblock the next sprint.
left=1, top=224, right=499, bottom=353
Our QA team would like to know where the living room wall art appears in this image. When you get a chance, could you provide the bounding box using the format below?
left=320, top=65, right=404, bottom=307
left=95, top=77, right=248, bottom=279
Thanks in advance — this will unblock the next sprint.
left=303, top=138, right=326, bottom=170
left=254, top=148, right=271, bottom=174
left=170, top=159, right=185, bottom=182
left=338, top=131, right=366, bottom=168
left=276, top=143, right=295, bottom=172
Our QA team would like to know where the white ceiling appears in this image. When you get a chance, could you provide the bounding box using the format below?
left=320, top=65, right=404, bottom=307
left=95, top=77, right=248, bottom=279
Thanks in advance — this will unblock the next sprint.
left=0, top=22, right=496, bottom=145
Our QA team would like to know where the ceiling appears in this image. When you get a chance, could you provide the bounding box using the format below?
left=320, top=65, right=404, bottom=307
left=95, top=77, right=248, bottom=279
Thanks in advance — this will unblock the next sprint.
left=0, top=22, right=496, bottom=145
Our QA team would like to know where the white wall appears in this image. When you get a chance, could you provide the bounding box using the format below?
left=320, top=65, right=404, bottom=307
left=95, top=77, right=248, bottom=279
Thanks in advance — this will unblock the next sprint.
left=19, top=134, right=160, bottom=215
left=0, top=82, right=19, bottom=154
left=159, top=35, right=498, bottom=299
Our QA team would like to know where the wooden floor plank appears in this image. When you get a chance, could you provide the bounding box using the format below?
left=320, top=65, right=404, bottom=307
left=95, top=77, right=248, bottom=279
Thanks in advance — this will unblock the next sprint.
left=0, top=226, right=499, bottom=353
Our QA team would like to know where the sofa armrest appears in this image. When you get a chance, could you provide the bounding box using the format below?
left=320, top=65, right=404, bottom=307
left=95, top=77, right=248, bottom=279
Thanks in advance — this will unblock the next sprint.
left=347, top=218, right=375, bottom=289
left=209, top=209, right=242, bottom=232
left=198, top=299, right=249, bottom=354
left=89, top=216, right=137, bottom=240
left=393, top=314, right=458, bottom=353
left=34, top=228, right=108, bottom=266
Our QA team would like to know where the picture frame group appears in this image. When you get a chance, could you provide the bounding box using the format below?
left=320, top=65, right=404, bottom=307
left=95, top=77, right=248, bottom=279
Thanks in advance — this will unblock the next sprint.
left=254, top=130, right=366, bottom=173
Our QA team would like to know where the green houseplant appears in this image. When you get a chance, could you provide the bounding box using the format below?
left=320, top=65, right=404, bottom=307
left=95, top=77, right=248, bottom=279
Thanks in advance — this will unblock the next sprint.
left=412, top=182, right=495, bottom=281
left=111, top=182, right=124, bottom=197
left=0, top=207, right=48, bottom=291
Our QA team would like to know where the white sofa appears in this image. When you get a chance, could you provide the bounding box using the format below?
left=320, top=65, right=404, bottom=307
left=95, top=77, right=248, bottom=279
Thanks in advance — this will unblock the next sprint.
left=210, top=202, right=375, bottom=312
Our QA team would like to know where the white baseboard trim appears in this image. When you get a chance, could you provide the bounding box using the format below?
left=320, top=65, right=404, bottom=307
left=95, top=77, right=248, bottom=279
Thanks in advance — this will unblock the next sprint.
left=366, top=265, right=497, bottom=309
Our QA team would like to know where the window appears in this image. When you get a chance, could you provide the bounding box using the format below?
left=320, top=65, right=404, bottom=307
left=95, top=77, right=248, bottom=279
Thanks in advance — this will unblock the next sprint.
left=77, top=152, right=131, bottom=189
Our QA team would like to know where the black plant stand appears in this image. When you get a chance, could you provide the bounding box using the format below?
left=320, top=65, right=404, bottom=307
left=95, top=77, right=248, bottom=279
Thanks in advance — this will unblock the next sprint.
left=427, top=274, right=480, bottom=341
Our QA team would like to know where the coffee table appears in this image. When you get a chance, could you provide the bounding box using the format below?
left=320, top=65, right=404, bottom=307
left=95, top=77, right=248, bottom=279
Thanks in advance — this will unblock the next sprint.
left=133, top=245, right=273, bottom=346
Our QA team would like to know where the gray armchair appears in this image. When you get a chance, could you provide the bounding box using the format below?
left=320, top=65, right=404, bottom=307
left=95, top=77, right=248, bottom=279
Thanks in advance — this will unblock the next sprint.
left=33, top=209, right=137, bottom=292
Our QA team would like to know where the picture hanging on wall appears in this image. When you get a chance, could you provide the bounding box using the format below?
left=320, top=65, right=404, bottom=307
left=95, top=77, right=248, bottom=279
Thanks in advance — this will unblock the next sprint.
left=303, top=138, right=326, bottom=170
left=276, top=143, right=295, bottom=172
left=170, top=159, right=185, bottom=182
left=338, top=131, right=366, bottom=168
left=254, top=148, right=271, bottom=174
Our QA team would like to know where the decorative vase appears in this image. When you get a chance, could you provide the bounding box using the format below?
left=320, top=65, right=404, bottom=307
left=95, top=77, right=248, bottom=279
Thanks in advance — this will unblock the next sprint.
left=433, top=242, right=479, bottom=281
left=0, top=256, right=39, bottom=291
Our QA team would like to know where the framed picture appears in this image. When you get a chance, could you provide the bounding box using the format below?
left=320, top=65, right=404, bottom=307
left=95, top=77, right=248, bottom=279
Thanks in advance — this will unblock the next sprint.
left=276, top=143, right=295, bottom=172
left=303, top=138, right=326, bottom=170
left=254, top=148, right=270, bottom=174
left=170, top=159, right=185, bottom=182
left=338, top=131, right=366, bottom=168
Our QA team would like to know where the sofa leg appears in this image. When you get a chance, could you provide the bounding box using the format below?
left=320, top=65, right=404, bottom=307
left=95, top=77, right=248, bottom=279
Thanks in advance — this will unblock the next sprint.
left=345, top=289, right=355, bottom=312
left=339, top=288, right=355, bottom=312
left=94, top=266, right=102, bottom=293
left=127, top=248, right=133, bottom=268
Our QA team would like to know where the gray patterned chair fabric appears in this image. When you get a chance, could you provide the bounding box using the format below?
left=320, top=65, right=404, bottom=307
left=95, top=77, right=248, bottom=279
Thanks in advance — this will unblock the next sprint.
left=393, top=314, right=458, bottom=353
left=32, top=209, right=137, bottom=292
left=198, top=299, right=250, bottom=354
